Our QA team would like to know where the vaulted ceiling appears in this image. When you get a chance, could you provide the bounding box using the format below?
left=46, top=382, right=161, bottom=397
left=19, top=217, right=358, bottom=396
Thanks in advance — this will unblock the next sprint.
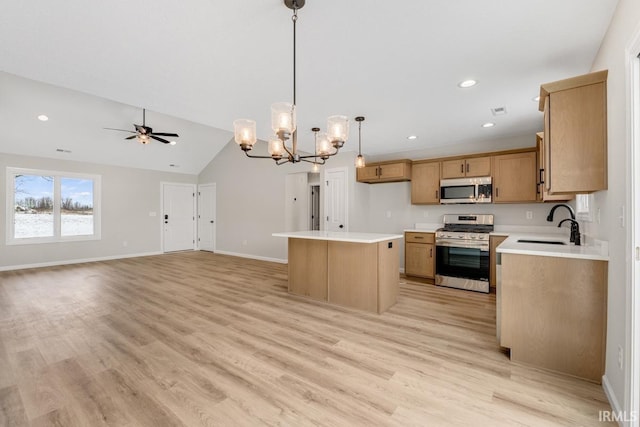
left=0, top=0, right=619, bottom=174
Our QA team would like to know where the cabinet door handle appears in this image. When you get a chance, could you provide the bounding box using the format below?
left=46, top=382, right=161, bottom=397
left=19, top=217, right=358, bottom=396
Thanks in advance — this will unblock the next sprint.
left=430, top=248, right=433, bottom=257
left=435, top=190, right=439, bottom=199
left=375, top=167, right=378, bottom=177
left=460, top=164, right=464, bottom=173
left=414, top=236, right=424, bottom=239
left=496, top=187, right=499, bottom=198
left=378, top=166, right=382, bottom=177
left=466, top=163, right=470, bottom=173
left=539, top=168, right=544, bottom=184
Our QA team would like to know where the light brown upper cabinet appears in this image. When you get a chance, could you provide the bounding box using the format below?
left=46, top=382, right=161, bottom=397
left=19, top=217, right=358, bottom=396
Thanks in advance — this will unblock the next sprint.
left=536, top=132, right=572, bottom=202
left=441, top=156, right=491, bottom=179
left=539, top=70, right=608, bottom=194
left=356, top=160, right=411, bottom=183
left=492, top=151, right=538, bottom=203
left=411, top=161, right=441, bottom=204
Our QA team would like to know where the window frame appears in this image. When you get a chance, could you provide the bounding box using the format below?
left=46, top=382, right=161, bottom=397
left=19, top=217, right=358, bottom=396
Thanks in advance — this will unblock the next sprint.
left=6, top=167, right=102, bottom=245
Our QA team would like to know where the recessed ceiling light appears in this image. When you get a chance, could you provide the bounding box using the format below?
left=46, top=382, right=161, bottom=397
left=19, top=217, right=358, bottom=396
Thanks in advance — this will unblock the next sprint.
left=37, top=114, right=49, bottom=121
left=482, top=122, right=495, bottom=128
left=532, top=96, right=540, bottom=102
left=458, top=79, right=477, bottom=88
left=169, top=141, right=177, bottom=146
left=407, top=135, right=418, bottom=140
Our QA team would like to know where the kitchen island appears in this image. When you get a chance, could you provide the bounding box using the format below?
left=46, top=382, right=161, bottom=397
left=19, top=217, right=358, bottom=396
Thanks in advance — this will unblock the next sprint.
left=273, top=231, right=403, bottom=314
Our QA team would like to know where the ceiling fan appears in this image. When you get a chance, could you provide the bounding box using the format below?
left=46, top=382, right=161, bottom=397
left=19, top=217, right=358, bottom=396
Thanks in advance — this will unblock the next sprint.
left=105, top=109, right=179, bottom=145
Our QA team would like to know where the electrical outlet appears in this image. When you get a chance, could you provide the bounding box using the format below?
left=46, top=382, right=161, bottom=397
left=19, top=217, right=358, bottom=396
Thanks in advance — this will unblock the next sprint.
left=525, top=211, right=533, bottom=220
left=123, top=241, right=128, bottom=247
left=386, top=211, right=392, bottom=219
left=618, top=345, right=624, bottom=370
left=423, top=211, right=429, bottom=218
left=242, top=240, right=248, bottom=246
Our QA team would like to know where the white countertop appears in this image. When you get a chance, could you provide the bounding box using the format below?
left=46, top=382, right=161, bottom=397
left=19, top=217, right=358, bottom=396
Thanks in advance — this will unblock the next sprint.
left=497, top=233, right=609, bottom=261
left=272, top=230, right=403, bottom=244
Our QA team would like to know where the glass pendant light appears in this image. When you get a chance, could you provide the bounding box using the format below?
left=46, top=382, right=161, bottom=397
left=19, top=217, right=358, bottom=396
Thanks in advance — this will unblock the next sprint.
left=355, top=116, right=366, bottom=168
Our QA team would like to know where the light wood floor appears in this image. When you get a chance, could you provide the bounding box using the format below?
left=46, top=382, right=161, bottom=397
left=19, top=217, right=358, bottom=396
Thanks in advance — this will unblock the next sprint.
left=0, top=251, right=613, bottom=426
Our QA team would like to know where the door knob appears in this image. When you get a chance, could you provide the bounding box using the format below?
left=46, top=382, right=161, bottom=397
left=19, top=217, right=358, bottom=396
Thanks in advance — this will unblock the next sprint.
left=210, top=220, right=214, bottom=223
left=339, top=224, right=344, bottom=229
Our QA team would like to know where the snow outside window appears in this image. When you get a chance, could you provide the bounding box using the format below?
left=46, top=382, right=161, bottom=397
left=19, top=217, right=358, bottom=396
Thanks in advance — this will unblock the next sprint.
left=6, top=167, right=101, bottom=244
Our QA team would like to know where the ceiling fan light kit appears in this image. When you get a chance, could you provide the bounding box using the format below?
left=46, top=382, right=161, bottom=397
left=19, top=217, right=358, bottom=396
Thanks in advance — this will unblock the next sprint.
left=233, top=0, right=350, bottom=166
left=105, top=108, right=179, bottom=145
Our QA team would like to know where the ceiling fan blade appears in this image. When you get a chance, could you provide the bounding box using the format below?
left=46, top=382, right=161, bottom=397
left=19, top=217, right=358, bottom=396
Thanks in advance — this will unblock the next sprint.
left=150, top=135, right=171, bottom=144
left=151, top=132, right=179, bottom=137
left=125, top=135, right=138, bottom=140
left=104, top=127, right=136, bottom=133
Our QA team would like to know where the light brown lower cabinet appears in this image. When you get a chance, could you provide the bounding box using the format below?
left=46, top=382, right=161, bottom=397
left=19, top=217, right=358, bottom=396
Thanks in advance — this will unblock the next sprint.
left=500, top=253, right=607, bottom=382
left=287, top=238, right=400, bottom=313
left=404, top=232, right=435, bottom=279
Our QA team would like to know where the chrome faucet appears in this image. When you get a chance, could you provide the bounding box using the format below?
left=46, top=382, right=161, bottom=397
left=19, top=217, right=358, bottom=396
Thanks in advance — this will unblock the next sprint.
left=547, top=204, right=580, bottom=245
left=558, top=218, right=581, bottom=246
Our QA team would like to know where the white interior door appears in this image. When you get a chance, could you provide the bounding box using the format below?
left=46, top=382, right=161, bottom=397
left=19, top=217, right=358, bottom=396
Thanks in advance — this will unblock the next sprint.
left=198, top=183, right=216, bottom=252
left=324, top=167, right=348, bottom=232
left=162, top=183, right=196, bottom=252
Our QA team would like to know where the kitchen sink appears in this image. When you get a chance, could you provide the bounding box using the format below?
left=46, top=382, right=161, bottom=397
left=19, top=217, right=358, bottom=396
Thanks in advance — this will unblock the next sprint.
left=517, top=239, right=566, bottom=245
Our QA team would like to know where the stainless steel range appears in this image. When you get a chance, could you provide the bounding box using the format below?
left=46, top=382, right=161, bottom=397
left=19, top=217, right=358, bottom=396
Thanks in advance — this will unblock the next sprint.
left=435, top=214, right=494, bottom=293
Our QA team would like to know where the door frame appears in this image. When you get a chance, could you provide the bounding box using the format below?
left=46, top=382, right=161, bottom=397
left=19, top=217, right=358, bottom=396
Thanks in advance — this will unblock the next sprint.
left=198, top=182, right=217, bottom=252
left=323, top=167, right=349, bottom=232
left=626, top=30, right=640, bottom=425
left=160, top=182, right=197, bottom=253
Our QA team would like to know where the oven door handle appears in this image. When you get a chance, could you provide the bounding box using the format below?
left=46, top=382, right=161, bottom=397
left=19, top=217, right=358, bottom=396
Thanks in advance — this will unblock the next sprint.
left=436, top=241, right=489, bottom=251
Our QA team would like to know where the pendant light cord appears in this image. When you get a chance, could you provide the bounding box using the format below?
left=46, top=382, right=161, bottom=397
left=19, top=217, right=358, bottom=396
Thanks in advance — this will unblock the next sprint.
left=292, top=5, right=298, bottom=106
left=358, top=120, right=362, bottom=155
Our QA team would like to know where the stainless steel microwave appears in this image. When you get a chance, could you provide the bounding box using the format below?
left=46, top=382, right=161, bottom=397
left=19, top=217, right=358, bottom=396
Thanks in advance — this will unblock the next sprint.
left=440, top=177, right=492, bottom=204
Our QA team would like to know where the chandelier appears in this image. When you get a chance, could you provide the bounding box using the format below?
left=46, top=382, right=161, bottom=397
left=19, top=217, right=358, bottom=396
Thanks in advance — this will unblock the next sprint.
left=233, top=0, right=349, bottom=166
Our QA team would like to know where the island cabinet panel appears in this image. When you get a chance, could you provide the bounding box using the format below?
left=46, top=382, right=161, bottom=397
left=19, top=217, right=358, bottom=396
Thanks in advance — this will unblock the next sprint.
left=328, top=241, right=379, bottom=312
left=501, top=253, right=607, bottom=382
left=288, top=239, right=328, bottom=301
left=283, top=235, right=401, bottom=314
left=377, top=240, right=400, bottom=313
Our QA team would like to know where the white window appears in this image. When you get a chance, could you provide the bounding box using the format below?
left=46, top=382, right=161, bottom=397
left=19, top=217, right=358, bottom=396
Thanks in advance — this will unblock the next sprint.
left=6, top=167, right=101, bottom=244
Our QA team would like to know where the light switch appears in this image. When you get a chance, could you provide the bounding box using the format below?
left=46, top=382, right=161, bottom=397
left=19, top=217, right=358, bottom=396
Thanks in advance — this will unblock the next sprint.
left=149, top=212, right=157, bottom=217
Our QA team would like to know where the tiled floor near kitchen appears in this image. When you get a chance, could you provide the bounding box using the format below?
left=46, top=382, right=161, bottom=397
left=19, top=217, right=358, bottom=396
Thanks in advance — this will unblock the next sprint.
left=0, top=251, right=613, bottom=426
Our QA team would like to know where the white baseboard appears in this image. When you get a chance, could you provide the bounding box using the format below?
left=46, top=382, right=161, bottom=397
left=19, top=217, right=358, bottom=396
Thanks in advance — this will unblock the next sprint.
left=602, top=374, right=623, bottom=425
left=214, top=250, right=287, bottom=264
left=0, top=251, right=163, bottom=272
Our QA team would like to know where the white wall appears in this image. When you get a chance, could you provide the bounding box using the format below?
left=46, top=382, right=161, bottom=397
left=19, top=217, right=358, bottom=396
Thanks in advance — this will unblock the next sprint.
left=587, top=0, right=640, bottom=415
left=285, top=172, right=309, bottom=232
left=0, top=152, right=196, bottom=269
left=198, top=140, right=315, bottom=262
